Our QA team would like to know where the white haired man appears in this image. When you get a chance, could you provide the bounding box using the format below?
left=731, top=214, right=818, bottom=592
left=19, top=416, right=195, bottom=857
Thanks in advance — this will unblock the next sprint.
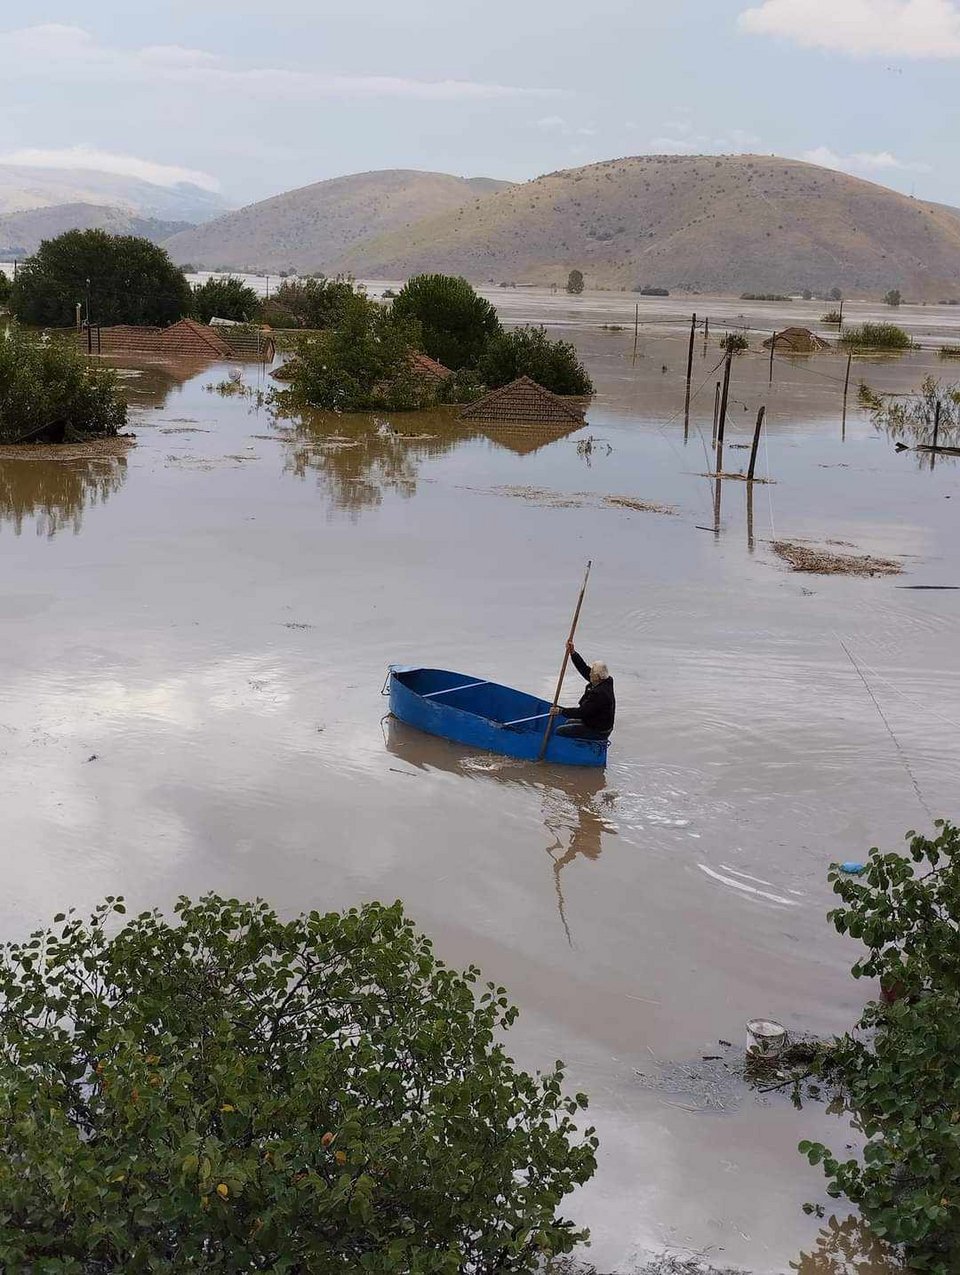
left=555, top=639, right=615, bottom=740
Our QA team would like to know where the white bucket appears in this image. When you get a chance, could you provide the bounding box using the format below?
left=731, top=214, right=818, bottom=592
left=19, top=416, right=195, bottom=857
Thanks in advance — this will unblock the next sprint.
left=746, top=1018, right=787, bottom=1059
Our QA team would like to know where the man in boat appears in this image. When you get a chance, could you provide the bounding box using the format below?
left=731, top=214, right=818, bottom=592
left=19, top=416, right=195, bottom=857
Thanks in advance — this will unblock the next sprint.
left=555, top=640, right=615, bottom=740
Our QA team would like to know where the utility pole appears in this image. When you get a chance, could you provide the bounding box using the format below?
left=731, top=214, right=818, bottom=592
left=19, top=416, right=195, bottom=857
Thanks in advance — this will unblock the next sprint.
left=683, top=311, right=697, bottom=430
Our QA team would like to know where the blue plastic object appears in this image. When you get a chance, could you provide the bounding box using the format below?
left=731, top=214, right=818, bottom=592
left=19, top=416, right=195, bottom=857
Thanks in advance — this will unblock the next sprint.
left=387, top=665, right=608, bottom=768
left=839, top=862, right=867, bottom=875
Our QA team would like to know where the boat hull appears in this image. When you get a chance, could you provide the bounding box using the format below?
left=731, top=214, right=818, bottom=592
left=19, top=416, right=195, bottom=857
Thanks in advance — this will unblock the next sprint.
left=388, top=666, right=608, bottom=768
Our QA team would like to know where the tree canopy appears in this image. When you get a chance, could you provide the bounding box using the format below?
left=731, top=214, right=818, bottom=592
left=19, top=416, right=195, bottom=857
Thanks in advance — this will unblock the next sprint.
left=0, top=270, right=10, bottom=307
left=278, top=298, right=428, bottom=413
left=566, top=270, right=584, bottom=296
left=9, top=230, right=192, bottom=328
left=477, top=326, right=593, bottom=396
left=801, top=821, right=960, bottom=1273
left=391, top=275, right=501, bottom=371
left=191, top=275, right=260, bottom=324
left=0, top=325, right=127, bottom=444
left=0, top=894, right=597, bottom=1272
left=259, top=276, right=366, bottom=330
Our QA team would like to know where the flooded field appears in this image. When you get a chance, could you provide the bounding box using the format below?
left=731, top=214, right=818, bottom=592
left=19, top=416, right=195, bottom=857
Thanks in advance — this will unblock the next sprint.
left=1, top=313, right=957, bottom=1272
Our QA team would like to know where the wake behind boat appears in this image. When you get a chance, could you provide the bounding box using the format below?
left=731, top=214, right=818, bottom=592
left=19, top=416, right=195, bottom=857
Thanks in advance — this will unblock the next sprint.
left=387, top=666, right=609, bottom=768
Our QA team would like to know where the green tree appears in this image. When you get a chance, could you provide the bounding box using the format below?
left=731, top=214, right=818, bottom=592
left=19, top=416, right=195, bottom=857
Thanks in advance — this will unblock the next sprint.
left=391, top=274, right=501, bottom=370
left=279, top=297, right=429, bottom=412
left=800, top=821, right=960, bottom=1273
left=9, top=230, right=191, bottom=328
left=840, top=323, right=913, bottom=351
left=0, top=270, right=10, bottom=307
left=566, top=270, right=585, bottom=296
left=191, top=275, right=260, bottom=324
left=884, top=289, right=903, bottom=307
left=0, top=325, right=127, bottom=444
left=0, top=894, right=597, bottom=1271
left=477, top=326, right=594, bottom=396
left=260, top=276, right=366, bottom=330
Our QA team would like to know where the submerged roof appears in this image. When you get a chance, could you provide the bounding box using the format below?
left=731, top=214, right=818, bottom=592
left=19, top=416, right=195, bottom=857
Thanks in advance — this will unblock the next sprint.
left=409, top=351, right=453, bottom=382
left=459, top=376, right=586, bottom=425
left=82, top=317, right=272, bottom=361
left=762, top=326, right=831, bottom=352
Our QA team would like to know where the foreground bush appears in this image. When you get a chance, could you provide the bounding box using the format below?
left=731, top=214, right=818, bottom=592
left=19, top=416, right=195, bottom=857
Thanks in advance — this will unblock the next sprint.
left=801, top=822, right=960, bottom=1273
left=0, top=325, right=127, bottom=443
left=0, top=894, right=598, bottom=1271
left=392, top=274, right=501, bottom=370
left=477, top=325, right=593, bottom=396
left=840, top=323, right=914, bottom=350
left=9, top=229, right=192, bottom=328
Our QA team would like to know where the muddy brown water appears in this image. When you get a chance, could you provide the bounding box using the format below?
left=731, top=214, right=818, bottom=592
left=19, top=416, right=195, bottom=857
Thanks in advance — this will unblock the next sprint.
left=2, top=318, right=958, bottom=1273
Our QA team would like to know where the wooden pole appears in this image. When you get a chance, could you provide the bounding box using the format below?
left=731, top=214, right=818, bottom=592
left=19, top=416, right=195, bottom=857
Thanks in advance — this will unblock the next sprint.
left=715, top=349, right=733, bottom=473
left=768, top=331, right=776, bottom=384
left=702, top=316, right=709, bottom=354
left=683, top=312, right=697, bottom=428
left=746, top=479, right=755, bottom=553
left=746, top=405, right=766, bottom=481
left=539, top=561, right=592, bottom=761
left=712, top=381, right=721, bottom=445
left=842, top=350, right=852, bottom=439
left=838, top=299, right=844, bottom=332
left=932, top=399, right=942, bottom=452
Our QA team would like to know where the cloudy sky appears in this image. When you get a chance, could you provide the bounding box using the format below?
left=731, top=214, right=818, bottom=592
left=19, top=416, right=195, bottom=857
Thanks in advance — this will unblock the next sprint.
left=0, top=0, right=956, bottom=207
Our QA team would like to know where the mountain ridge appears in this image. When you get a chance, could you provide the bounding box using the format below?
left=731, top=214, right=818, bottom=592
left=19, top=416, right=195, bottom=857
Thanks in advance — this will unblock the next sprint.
left=340, top=155, right=960, bottom=299
left=163, top=170, right=514, bottom=272
left=0, top=203, right=194, bottom=257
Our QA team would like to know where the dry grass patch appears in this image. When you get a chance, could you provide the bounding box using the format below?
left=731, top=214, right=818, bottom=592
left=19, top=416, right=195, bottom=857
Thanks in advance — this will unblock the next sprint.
left=771, top=539, right=902, bottom=576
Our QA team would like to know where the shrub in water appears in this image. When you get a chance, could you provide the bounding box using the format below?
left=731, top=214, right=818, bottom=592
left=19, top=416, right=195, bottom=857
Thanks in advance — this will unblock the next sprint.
left=477, top=325, right=594, bottom=396
left=391, top=274, right=501, bottom=371
left=840, top=323, right=914, bottom=350
left=0, top=325, right=127, bottom=444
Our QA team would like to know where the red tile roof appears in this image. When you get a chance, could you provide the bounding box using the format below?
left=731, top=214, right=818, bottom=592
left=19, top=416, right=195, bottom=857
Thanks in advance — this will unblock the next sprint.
left=409, top=351, right=453, bottom=382
left=459, top=376, right=586, bottom=425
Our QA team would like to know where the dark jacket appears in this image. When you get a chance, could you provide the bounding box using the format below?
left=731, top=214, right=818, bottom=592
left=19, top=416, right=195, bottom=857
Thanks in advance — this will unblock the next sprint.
left=561, top=651, right=615, bottom=733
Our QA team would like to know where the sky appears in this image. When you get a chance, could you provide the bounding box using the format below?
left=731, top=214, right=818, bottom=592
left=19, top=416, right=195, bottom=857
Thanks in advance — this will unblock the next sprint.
left=0, top=0, right=957, bottom=208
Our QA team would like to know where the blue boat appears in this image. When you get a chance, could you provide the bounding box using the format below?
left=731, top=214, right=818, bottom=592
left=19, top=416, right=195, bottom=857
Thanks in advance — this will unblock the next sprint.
left=387, top=665, right=608, bottom=768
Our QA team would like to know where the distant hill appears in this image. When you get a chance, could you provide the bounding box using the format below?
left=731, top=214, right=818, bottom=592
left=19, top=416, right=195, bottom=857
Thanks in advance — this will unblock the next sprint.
left=339, top=155, right=960, bottom=300
left=0, top=203, right=194, bottom=257
left=163, top=170, right=514, bottom=273
left=0, top=165, right=229, bottom=224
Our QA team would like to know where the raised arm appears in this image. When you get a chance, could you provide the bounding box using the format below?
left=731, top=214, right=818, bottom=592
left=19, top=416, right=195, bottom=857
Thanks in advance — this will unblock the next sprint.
left=569, top=648, right=591, bottom=680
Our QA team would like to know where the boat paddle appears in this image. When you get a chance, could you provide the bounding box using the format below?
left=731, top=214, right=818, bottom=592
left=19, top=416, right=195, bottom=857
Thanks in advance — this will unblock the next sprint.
left=538, top=560, right=592, bottom=761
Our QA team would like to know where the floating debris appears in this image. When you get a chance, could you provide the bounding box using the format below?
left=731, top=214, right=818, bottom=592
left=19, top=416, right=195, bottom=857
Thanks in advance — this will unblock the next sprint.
left=771, top=540, right=902, bottom=576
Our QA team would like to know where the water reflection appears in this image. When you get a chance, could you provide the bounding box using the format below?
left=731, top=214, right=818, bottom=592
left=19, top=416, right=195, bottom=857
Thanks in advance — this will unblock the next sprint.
left=277, top=409, right=582, bottom=514
left=384, top=718, right=617, bottom=945
left=0, top=456, right=128, bottom=537
left=792, top=1214, right=899, bottom=1274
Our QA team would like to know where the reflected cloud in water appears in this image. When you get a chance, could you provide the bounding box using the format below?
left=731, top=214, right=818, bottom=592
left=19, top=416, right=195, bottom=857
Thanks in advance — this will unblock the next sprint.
left=384, top=717, right=617, bottom=945
left=0, top=455, right=128, bottom=537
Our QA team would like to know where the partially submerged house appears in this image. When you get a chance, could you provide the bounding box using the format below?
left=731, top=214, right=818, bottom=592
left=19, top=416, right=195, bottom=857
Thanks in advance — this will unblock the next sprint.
left=82, top=318, right=275, bottom=363
left=458, top=376, right=586, bottom=426
left=762, top=327, right=831, bottom=353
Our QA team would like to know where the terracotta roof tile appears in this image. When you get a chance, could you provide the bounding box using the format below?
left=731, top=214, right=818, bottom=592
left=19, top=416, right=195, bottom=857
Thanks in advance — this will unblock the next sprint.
left=409, top=351, right=453, bottom=382
left=459, top=376, right=586, bottom=426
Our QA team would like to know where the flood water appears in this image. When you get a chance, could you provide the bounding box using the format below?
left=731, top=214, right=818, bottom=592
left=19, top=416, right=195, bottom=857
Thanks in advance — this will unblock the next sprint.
left=2, top=312, right=958, bottom=1273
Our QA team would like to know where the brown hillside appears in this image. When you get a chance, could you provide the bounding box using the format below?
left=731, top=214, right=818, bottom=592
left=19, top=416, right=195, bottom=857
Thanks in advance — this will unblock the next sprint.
left=0, top=203, right=193, bottom=257
left=341, top=155, right=960, bottom=299
left=163, top=170, right=512, bottom=273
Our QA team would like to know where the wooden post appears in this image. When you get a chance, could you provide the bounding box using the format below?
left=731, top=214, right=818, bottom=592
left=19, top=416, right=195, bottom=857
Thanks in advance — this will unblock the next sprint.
left=712, top=381, right=721, bottom=445
left=842, top=350, right=853, bottom=438
left=715, top=349, right=733, bottom=472
left=683, top=311, right=697, bottom=428
left=539, top=561, right=592, bottom=762
left=746, top=405, right=766, bottom=481
left=746, top=479, right=755, bottom=553
left=838, top=299, right=844, bottom=332
left=768, top=331, right=776, bottom=384
left=713, top=476, right=722, bottom=538
left=702, top=316, right=709, bottom=354
left=932, top=399, right=942, bottom=452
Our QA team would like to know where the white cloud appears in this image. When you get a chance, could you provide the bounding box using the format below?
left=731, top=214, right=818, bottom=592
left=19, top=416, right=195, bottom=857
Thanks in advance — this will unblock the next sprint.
left=0, top=23, right=550, bottom=101
left=0, top=145, right=220, bottom=190
left=800, top=145, right=932, bottom=174
left=648, top=123, right=761, bottom=155
left=738, top=0, right=960, bottom=58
